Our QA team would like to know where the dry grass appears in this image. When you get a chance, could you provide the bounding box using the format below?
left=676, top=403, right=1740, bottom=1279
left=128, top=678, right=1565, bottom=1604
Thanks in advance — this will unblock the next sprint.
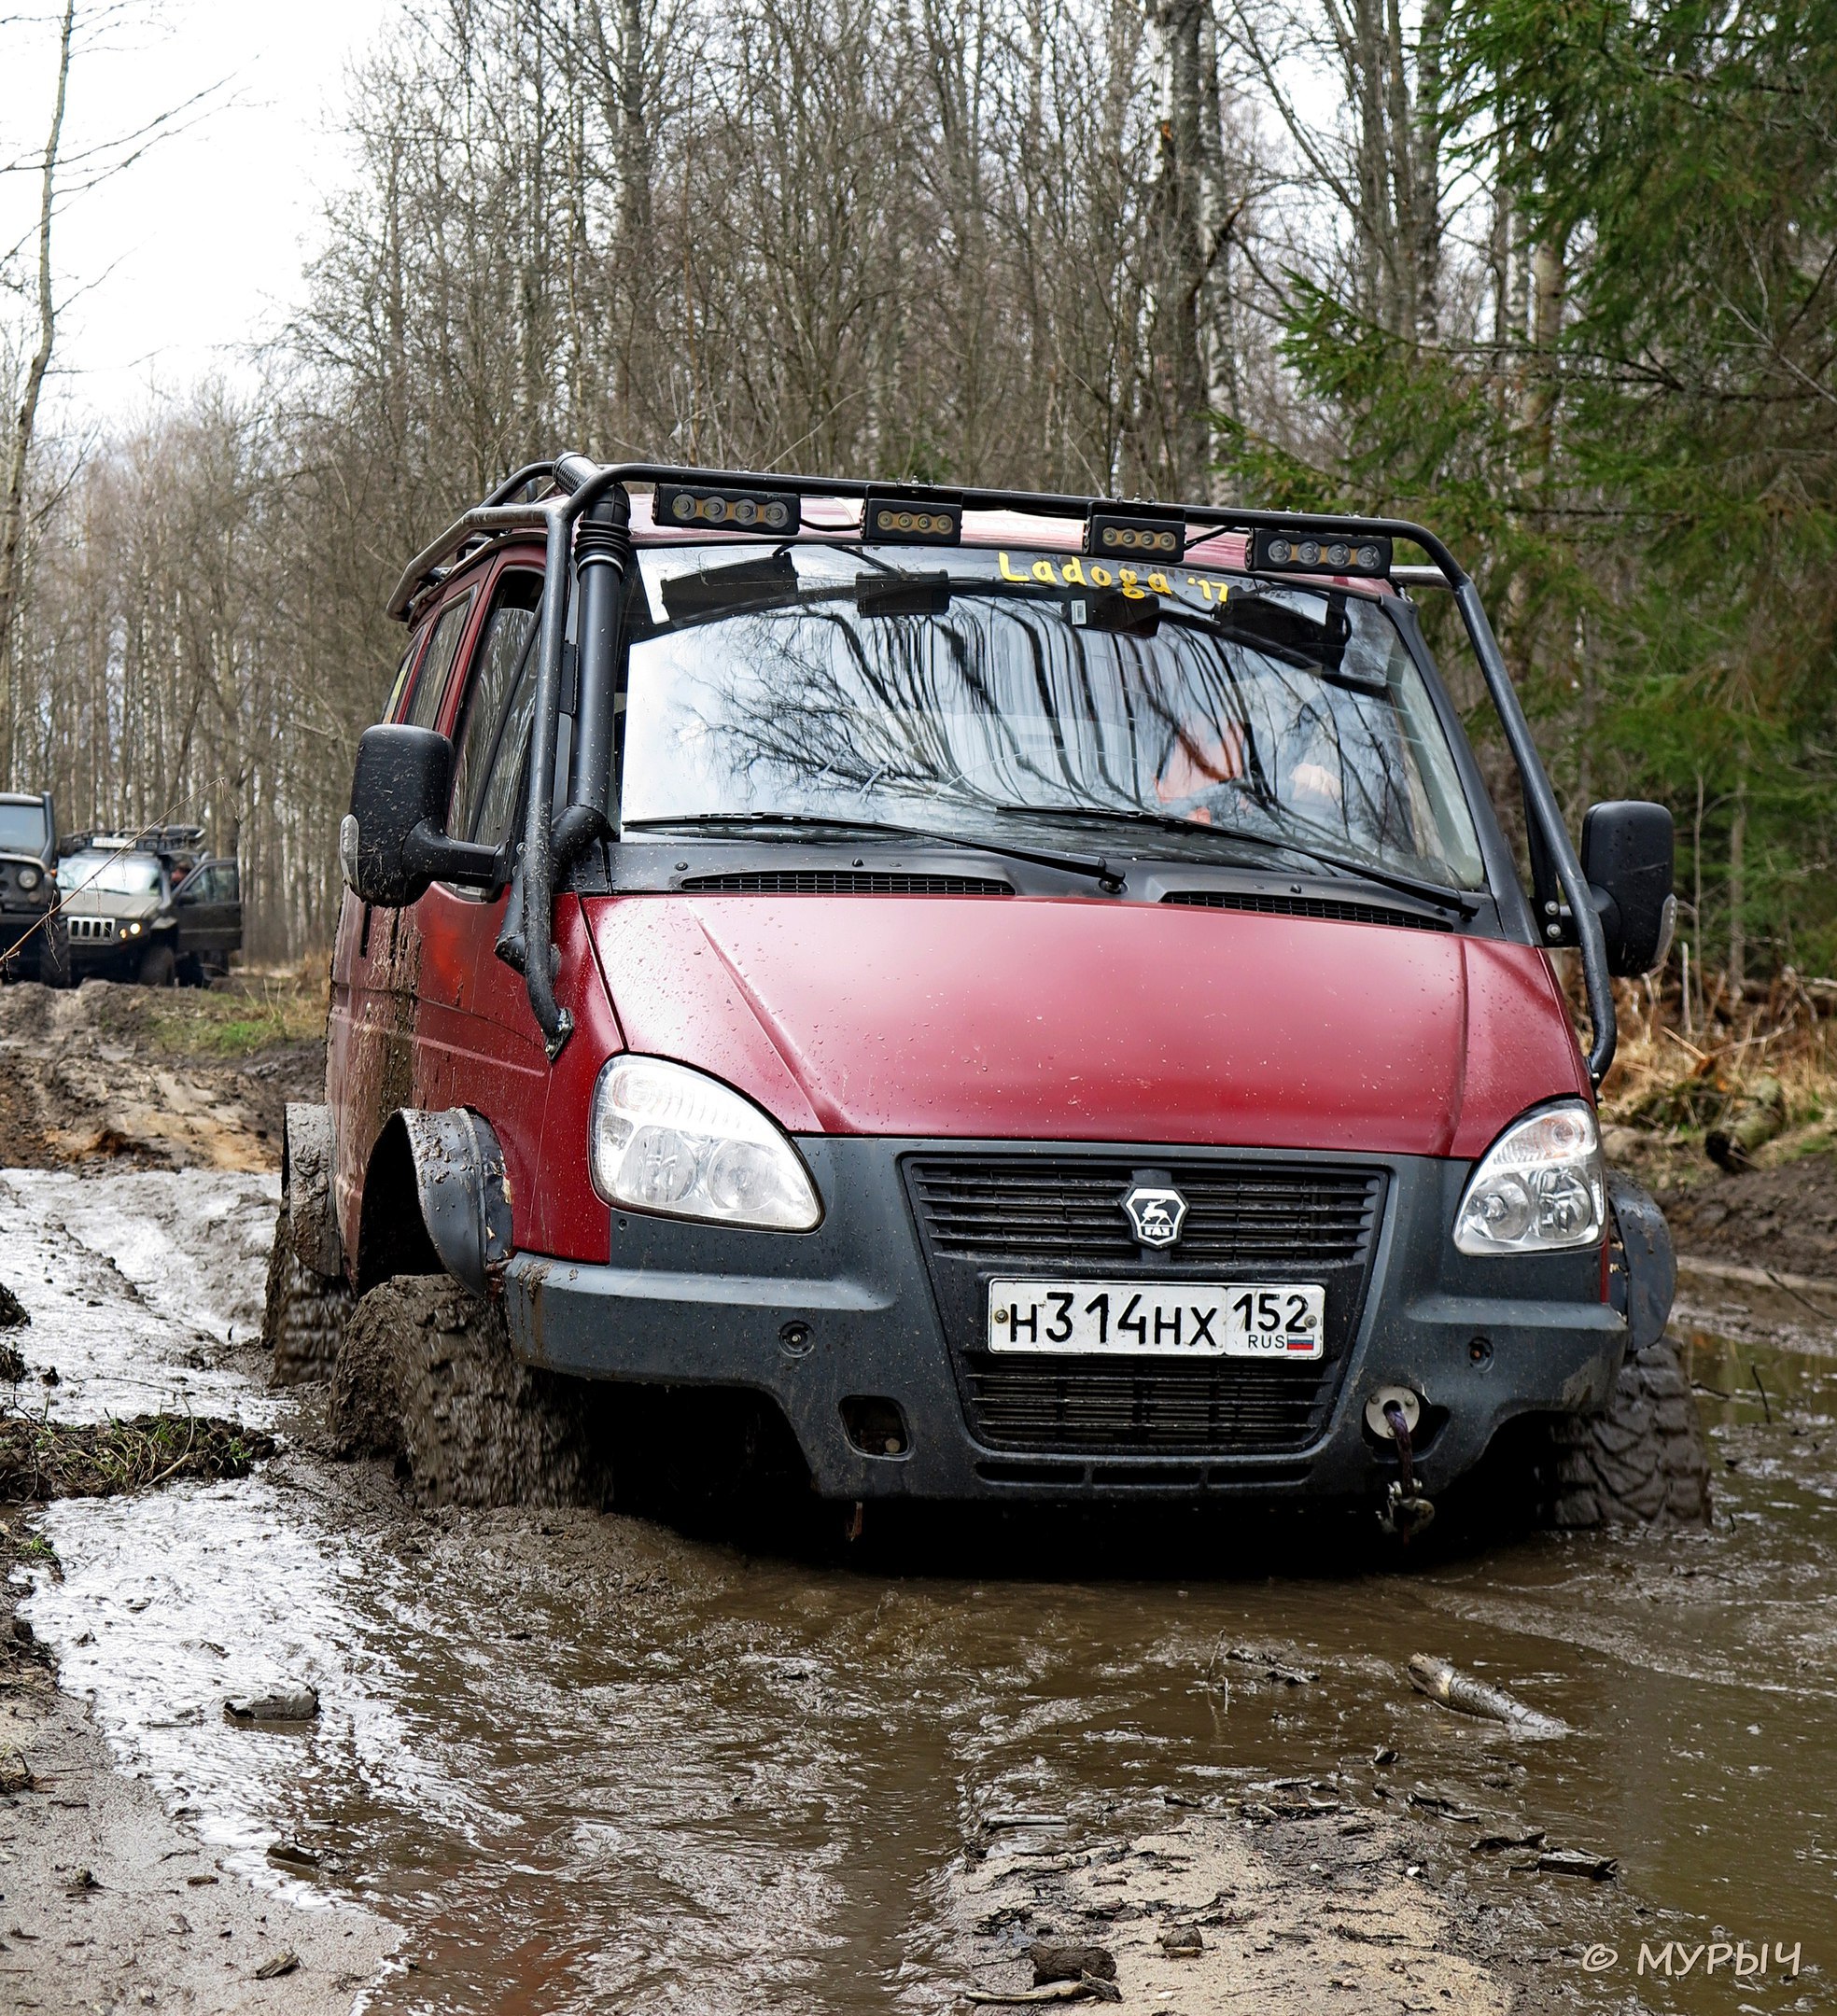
left=1592, top=970, right=1837, bottom=1185
left=0, top=1410, right=276, bottom=1502
left=148, top=958, right=328, bottom=1060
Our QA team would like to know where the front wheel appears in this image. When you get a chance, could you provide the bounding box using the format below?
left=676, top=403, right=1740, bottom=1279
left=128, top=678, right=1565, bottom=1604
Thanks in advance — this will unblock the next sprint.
left=1543, top=1336, right=1712, bottom=1527
left=260, top=1206, right=353, bottom=1384
left=135, top=940, right=175, bottom=987
left=34, top=925, right=70, bottom=988
left=329, top=1274, right=610, bottom=1507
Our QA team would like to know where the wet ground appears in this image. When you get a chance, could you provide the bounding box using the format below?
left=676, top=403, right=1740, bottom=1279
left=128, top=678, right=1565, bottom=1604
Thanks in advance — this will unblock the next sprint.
left=3, top=1158, right=1833, bottom=2012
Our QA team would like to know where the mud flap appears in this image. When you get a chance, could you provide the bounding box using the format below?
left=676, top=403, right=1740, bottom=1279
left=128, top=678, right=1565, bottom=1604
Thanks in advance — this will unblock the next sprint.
left=1606, top=1170, right=1675, bottom=1353
left=400, top=1108, right=515, bottom=1296
left=283, top=1102, right=344, bottom=1279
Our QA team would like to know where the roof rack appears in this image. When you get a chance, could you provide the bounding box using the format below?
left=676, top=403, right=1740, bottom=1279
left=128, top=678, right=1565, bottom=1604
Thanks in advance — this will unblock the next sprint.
left=66, top=824, right=207, bottom=856
left=380, top=454, right=1617, bottom=1087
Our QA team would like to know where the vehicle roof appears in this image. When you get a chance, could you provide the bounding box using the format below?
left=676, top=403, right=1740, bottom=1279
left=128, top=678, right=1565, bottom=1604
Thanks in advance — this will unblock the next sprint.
left=0, top=791, right=48, bottom=807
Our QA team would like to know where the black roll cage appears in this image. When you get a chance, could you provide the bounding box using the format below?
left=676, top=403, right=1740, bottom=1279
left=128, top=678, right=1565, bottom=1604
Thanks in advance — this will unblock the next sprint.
left=385, top=455, right=1615, bottom=1085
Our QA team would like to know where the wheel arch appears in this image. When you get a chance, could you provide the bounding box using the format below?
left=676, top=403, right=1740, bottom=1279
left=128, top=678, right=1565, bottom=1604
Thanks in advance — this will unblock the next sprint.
left=357, top=1106, right=514, bottom=1296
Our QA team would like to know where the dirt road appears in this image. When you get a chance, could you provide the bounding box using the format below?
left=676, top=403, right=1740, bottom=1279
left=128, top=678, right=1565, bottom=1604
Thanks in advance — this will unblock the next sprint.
left=3, top=979, right=1834, bottom=2013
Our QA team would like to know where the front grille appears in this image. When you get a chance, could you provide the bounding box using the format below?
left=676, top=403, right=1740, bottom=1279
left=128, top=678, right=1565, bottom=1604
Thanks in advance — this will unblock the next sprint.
left=908, top=1159, right=1381, bottom=1266
left=904, top=1154, right=1385, bottom=1457
left=1163, top=889, right=1453, bottom=932
left=681, top=870, right=1011, bottom=896
left=67, top=916, right=114, bottom=941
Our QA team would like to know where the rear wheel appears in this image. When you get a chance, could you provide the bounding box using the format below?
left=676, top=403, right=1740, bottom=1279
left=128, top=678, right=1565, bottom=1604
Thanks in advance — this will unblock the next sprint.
left=135, top=941, right=175, bottom=987
left=260, top=1206, right=353, bottom=1384
left=176, top=952, right=206, bottom=987
left=1542, top=1336, right=1712, bottom=1527
left=328, top=1273, right=610, bottom=1507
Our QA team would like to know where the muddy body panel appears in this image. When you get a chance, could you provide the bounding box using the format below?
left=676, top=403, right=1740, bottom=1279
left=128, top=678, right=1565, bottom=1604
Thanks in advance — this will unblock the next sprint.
left=500, top=1137, right=1621, bottom=1502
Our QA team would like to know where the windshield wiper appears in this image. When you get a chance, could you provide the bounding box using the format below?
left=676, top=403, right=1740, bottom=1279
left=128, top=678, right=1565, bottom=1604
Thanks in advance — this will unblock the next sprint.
left=989, top=805, right=1479, bottom=916
left=622, top=813, right=1127, bottom=891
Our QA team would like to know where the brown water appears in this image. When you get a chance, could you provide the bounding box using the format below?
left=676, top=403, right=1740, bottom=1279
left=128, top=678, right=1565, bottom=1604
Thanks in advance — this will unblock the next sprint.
left=8, top=1171, right=1835, bottom=2010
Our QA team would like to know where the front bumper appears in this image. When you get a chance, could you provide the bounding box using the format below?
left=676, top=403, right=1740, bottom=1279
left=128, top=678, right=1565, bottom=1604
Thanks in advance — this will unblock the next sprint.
left=503, top=1138, right=1625, bottom=1501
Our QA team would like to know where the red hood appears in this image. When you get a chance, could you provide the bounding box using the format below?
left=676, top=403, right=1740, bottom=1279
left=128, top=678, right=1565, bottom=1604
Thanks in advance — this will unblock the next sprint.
left=583, top=895, right=1589, bottom=1158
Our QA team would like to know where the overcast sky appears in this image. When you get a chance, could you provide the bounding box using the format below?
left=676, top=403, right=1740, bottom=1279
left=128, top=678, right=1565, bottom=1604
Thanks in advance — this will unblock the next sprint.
left=2, top=0, right=397, bottom=427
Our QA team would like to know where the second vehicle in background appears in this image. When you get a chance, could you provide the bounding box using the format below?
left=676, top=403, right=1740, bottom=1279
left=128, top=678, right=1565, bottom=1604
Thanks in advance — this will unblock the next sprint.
left=57, top=826, right=243, bottom=987
left=0, top=791, right=69, bottom=986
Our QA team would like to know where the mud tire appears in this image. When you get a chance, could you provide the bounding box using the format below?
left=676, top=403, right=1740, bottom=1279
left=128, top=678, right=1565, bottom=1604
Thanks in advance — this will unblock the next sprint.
left=34, top=928, right=70, bottom=989
left=135, top=941, right=175, bottom=987
left=329, top=1274, right=610, bottom=1508
left=261, top=1206, right=353, bottom=1385
left=1542, top=1336, right=1712, bottom=1528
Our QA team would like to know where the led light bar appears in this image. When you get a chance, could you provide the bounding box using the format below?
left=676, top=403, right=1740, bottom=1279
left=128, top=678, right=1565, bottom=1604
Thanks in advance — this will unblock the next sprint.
left=1087, top=511, right=1185, bottom=560
left=1251, top=528, right=1393, bottom=577
left=862, top=490, right=962, bottom=544
left=656, top=483, right=801, bottom=534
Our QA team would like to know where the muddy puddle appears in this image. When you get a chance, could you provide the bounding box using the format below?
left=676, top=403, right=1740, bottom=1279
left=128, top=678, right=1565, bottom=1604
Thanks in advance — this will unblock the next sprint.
left=7, top=1170, right=1834, bottom=2011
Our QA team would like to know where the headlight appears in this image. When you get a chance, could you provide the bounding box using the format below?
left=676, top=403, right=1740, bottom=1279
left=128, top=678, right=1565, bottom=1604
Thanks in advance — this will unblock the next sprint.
left=16, top=864, right=40, bottom=892
left=1453, top=1100, right=1606, bottom=1254
left=123, top=919, right=142, bottom=936
left=589, top=1056, right=822, bottom=1232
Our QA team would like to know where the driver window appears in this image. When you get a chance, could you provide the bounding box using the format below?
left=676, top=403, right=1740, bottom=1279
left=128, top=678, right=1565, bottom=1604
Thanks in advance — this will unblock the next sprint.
left=450, top=573, right=542, bottom=845
left=404, top=594, right=474, bottom=731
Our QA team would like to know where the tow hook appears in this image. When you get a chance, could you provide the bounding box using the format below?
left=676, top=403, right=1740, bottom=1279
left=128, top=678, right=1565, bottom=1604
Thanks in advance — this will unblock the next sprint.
left=1367, top=1388, right=1436, bottom=1540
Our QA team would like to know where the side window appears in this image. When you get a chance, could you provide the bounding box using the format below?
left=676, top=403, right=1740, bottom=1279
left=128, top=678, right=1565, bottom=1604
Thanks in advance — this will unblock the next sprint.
left=220, top=861, right=240, bottom=902
left=383, top=621, right=430, bottom=722
left=450, top=574, right=542, bottom=846
left=404, top=594, right=474, bottom=731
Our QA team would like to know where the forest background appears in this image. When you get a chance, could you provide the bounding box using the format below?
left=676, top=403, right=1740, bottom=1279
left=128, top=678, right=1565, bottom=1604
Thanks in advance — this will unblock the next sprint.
left=0, top=0, right=1831, bottom=1007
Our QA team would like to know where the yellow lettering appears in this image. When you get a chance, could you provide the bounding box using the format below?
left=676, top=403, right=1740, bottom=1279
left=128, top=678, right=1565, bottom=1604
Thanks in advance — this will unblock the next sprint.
left=1119, top=567, right=1146, bottom=600
left=1148, top=570, right=1171, bottom=595
left=998, top=551, right=1028, bottom=581
left=1089, top=564, right=1113, bottom=587
left=1031, top=559, right=1058, bottom=586
left=1059, top=556, right=1087, bottom=587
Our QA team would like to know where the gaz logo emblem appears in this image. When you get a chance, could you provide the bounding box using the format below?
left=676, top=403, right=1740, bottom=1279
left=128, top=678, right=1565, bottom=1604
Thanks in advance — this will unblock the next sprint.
left=1122, top=1184, right=1187, bottom=1250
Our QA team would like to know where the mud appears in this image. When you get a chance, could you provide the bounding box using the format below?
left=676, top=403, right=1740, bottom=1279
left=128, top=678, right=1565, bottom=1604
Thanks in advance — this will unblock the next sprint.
left=1657, top=1152, right=1837, bottom=1282
left=2, top=998, right=1836, bottom=2011
left=0, top=978, right=322, bottom=1171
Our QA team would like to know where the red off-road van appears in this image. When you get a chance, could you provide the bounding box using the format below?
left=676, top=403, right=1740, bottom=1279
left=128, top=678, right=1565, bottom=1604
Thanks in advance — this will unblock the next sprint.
left=268, top=456, right=1707, bottom=1531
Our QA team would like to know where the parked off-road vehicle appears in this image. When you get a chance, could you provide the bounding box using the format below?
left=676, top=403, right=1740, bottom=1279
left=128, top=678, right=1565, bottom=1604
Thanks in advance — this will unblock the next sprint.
left=0, top=790, right=68, bottom=986
left=269, top=455, right=1706, bottom=1532
left=58, top=826, right=243, bottom=987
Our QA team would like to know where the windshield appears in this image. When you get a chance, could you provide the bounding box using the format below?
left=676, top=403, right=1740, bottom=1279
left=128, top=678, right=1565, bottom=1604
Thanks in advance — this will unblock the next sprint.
left=621, top=543, right=1485, bottom=889
left=0, top=804, right=47, bottom=857
left=58, top=849, right=162, bottom=896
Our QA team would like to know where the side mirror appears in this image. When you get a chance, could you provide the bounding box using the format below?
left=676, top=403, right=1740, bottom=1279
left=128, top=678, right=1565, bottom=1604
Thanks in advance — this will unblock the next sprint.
left=1582, top=800, right=1676, bottom=977
left=340, top=724, right=503, bottom=907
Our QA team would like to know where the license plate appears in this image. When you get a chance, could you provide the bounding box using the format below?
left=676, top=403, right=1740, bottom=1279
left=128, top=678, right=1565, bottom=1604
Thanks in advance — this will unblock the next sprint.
left=986, top=1280, right=1325, bottom=1359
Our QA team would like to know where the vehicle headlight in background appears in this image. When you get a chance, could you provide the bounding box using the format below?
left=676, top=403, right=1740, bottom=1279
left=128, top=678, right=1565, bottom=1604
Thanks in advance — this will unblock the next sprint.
left=15, top=864, right=40, bottom=892
left=589, top=1056, right=822, bottom=1232
left=1453, top=1100, right=1606, bottom=1254
left=123, top=919, right=142, bottom=936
